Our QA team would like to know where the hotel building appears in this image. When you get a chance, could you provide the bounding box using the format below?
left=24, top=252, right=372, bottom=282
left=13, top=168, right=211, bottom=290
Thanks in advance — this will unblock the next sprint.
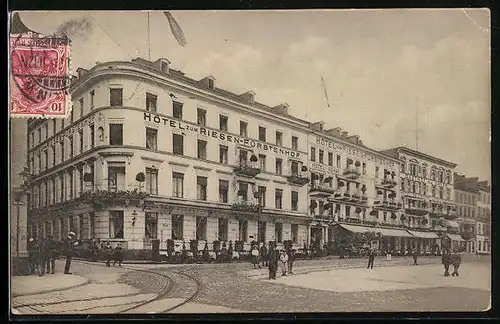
left=454, top=174, right=480, bottom=253
left=381, top=147, right=459, bottom=252
left=26, top=57, right=311, bottom=252
left=476, top=180, right=491, bottom=254
left=306, top=124, right=412, bottom=252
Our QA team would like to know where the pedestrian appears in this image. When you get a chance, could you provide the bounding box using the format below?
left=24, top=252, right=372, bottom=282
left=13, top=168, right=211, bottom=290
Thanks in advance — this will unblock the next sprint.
left=260, top=243, right=268, bottom=267
left=287, top=248, right=295, bottom=274
left=113, top=243, right=124, bottom=267
left=45, top=235, right=57, bottom=274
left=228, top=241, right=233, bottom=263
left=367, top=248, right=375, bottom=269
left=267, top=246, right=278, bottom=280
left=27, top=237, right=37, bottom=274
left=279, top=249, right=288, bottom=276
left=442, top=249, right=452, bottom=277
left=105, top=242, right=113, bottom=267
left=385, top=247, right=392, bottom=261
left=412, top=249, right=418, bottom=266
left=250, top=244, right=260, bottom=269
left=63, top=232, right=77, bottom=274
left=451, top=250, right=462, bottom=277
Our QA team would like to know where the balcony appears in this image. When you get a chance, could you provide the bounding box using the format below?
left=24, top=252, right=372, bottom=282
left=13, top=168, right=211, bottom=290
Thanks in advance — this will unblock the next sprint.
left=374, top=199, right=402, bottom=211
left=378, top=178, right=397, bottom=189
left=231, top=202, right=261, bottom=213
left=233, top=163, right=261, bottom=178
left=328, top=191, right=343, bottom=201
left=287, top=173, right=309, bottom=186
left=309, top=183, right=337, bottom=198
left=342, top=166, right=361, bottom=179
left=405, top=204, right=430, bottom=216
left=79, top=189, right=149, bottom=209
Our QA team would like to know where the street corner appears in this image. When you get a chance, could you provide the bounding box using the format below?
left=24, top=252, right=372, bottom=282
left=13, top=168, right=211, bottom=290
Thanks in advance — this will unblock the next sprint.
left=11, top=273, right=88, bottom=297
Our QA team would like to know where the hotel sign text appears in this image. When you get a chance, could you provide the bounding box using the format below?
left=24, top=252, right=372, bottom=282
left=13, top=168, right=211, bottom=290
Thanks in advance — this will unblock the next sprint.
left=315, top=137, right=395, bottom=168
left=309, top=162, right=339, bottom=176
left=145, top=113, right=301, bottom=158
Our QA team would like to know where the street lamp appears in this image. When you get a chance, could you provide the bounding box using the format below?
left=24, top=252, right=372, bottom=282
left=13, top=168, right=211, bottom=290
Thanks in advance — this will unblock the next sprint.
left=13, top=190, right=24, bottom=259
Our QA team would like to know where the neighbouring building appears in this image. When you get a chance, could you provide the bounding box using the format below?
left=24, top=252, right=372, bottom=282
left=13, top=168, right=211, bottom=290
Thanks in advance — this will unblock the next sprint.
left=26, top=57, right=313, bottom=253
left=381, top=147, right=459, bottom=253
left=477, top=180, right=491, bottom=254
left=307, top=123, right=413, bottom=253
left=454, top=173, right=480, bottom=253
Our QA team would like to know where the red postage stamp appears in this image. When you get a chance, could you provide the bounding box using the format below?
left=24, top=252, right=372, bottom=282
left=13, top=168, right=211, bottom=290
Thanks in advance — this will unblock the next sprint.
left=10, top=33, right=72, bottom=118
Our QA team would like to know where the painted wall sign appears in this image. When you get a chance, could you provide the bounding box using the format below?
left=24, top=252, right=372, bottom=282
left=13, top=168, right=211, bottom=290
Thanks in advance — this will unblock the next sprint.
left=315, top=136, right=396, bottom=168
left=145, top=112, right=301, bottom=158
left=308, top=161, right=340, bottom=175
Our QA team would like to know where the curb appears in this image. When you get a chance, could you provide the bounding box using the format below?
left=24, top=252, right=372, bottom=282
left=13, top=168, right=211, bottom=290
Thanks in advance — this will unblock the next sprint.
left=12, top=278, right=90, bottom=298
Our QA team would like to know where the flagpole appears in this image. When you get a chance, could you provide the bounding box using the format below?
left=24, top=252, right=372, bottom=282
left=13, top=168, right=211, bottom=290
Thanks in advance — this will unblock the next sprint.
left=147, top=11, right=151, bottom=60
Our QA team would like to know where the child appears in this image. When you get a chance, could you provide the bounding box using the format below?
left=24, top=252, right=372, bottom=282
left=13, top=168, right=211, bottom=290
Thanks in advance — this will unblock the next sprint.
left=279, top=249, right=289, bottom=276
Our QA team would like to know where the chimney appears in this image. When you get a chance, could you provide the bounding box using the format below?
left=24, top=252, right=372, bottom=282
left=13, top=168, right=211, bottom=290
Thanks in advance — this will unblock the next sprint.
left=199, top=76, right=216, bottom=90
left=240, top=91, right=256, bottom=104
left=272, top=103, right=289, bottom=115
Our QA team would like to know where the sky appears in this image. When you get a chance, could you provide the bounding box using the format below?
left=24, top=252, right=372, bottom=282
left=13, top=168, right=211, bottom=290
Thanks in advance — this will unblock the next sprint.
left=18, top=9, right=491, bottom=182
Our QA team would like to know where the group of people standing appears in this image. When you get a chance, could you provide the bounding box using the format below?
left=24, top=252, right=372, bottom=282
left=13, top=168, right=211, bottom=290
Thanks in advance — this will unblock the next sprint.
left=442, top=249, right=462, bottom=277
left=27, top=232, right=78, bottom=276
left=250, top=244, right=295, bottom=280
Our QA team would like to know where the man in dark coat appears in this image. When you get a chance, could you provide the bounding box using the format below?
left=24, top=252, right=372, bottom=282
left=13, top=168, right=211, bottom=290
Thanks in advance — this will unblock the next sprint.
left=63, top=232, right=77, bottom=274
left=267, top=246, right=279, bottom=280
left=260, top=243, right=268, bottom=267
left=105, top=242, right=113, bottom=267
left=27, top=237, right=37, bottom=274
left=451, top=250, right=462, bottom=277
left=287, top=248, right=295, bottom=274
left=38, top=237, right=49, bottom=276
left=45, top=235, right=58, bottom=274
left=113, top=243, right=124, bottom=267
left=367, top=248, right=375, bottom=269
left=442, top=249, right=452, bottom=277
left=412, top=249, right=418, bottom=266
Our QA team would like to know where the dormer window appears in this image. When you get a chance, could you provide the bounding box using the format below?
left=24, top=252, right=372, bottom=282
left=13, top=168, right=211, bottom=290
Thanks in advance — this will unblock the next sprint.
left=248, top=93, right=255, bottom=104
left=208, top=78, right=214, bottom=90
left=161, top=61, right=169, bottom=73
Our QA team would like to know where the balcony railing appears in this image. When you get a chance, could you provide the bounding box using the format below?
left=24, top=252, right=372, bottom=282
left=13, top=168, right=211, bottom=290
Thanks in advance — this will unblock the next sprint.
left=405, top=204, right=430, bottom=216
left=287, top=174, right=309, bottom=186
left=374, top=199, right=402, bottom=210
left=380, top=178, right=397, bottom=188
left=342, top=166, right=361, bottom=179
left=309, top=184, right=337, bottom=197
left=231, top=202, right=261, bottom=213
left=233, top=163, right=261, bottom=177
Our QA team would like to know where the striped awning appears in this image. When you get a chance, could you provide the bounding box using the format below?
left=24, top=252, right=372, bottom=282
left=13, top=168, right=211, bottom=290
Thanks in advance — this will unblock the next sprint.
left=337, top=223, right=371, bottom=233
left=446, top=233, right=465, bottom=242
left=407, top=230, right=440, bottom=239
left=376, top=227, right=415, bottom=238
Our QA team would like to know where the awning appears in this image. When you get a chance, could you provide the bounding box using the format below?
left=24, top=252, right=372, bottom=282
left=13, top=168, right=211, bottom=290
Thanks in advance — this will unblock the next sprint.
left=376, top=227, right=415, bottom=238
left=445, top=220, right=460, bottom=228
left=446, top=233, right=465, bottom=242
left=337, top=223, right=372, bottom=233
left=407, top=230, right=440, bottom=239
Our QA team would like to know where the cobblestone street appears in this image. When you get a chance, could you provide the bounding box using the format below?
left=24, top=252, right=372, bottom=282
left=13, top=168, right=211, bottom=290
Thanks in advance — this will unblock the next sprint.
left=11, top=255, right=490, bottom=314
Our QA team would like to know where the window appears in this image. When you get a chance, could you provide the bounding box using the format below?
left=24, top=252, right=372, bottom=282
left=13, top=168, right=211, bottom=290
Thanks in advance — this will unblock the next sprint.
left=238, top=182, right=248, bottom=201
left=239, top=150, right=248, bottom=165
left=145, top=213, right=158, bottom=239
left=276, top=131, right=283, bottom=146
left=291, top=191, right=299, bottom=211
left=375, top=166, right=380, bottom=178
left=219, top=145, right=228, bottom=164
left=78, top=130, right=84, bottom=154
left=172, top=173, right=184, bottom=198
left=89, top=124, right=95, bottom=149
left=171, top=215, right=183, bottom=240
left=173, top=101, right=183, bottom=119
left=319, top=150, right=324, bottom=164
left=161, top=61, right=169, bottom=73
left=197, top=176, right=207, bottom=200
left=109, top=211, right=124, bottom=239
left=275, top=189, right=283, bottom=209
left=44, top=124, right=48, bottom=139
left=196, top=216, right=207, bottom=240
left=79, top=167, right=84, bottom=195
left=110, top=88, right=123, bottom=106
left=43, top=150, right=48, bottom=171
left=218, top=218, right=228, bottom=241
left=327, top=152, right=333, bottom=166
left=68, top=135, right=73, bottom=158
left=146, top=93, right=157, bottom=112
left=109, top=124, right=123, bottom=145
left=146, top=168, right=158, bottom=195
left=59, top=173, right=65, bottom=201
left=79, top=98, right=84, bottom=116
left=259, top=154, right=266, bottom=171
left=90, top=90, right=95, bottom=108
left=219, top=115, right=228, bottom=131
left=238, top=220, right=248, bottom=241
left=292, top=136, right=298, bottom=150
left=240, top=121, right=248, bottom=137
left=336, top=155, right=341, bottom=168
left=51, top=145, right=55, bottom=167
left=258, top=126, right=266, bottom=141
left=291, top=161, right=299, bottom=175
left=52, top=120, right=56, bottom=135
left=172, top=134, right=184, bottom=155
left=78, top=215, right=83, bottom=239
left=37, top=128, right=41, bottom=143
left=88, top=164, right=95, bottom=189
left=219, top=180, right=229, bottom=203
left=108, top=165, right=125, bottom=191
left=275, top=223, right=283, bottom=243
left=362, top=163, right=366, bottom=175
left=258, top=186, right=266, bottom=207
left=257, top=221, right=266, bottom=242
left=291, top=224, right=299, bottom=243
left=197, top=108, right=206, bottom=126
left=208, top=78, right=214, bottom=89
left=311, top=147, right=316, bottom=162
left=145, top=128, right=158, bottom=150
left=197, top=140, right=207, bottom=159
left=275, top=158, right=282, bottom=175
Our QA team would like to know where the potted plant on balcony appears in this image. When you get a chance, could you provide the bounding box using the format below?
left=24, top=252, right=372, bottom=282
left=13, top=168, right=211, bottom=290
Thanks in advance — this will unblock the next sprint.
left=355, top=207, right=362, bottom=214
left=301, top=165, right=308, bottom=172
left=338, top=181, right=345, bottom=188
left=391, top=213, right=397, bottom=219
left=369, top=209, right=378, bottom=216
left=237, top=190, right=245, bottom=197
left=249, top=154, right=258, bottom=162
left=355, top=161, right=361, bottom=167
left=377, top=189, right=383, bottom=196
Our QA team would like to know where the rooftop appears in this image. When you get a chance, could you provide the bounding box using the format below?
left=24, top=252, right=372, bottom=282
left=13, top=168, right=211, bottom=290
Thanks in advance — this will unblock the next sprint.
left=380, top=147, right=457, bottom=169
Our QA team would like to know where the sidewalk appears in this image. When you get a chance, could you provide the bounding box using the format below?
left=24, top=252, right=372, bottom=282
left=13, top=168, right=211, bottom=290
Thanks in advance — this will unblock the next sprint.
left=11, top=273, right=88, bottom=297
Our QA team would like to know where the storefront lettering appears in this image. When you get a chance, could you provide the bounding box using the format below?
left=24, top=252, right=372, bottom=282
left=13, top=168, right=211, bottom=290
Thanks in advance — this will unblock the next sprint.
left=145, top=112, right=301, bottom=158
left=308, top=162, right=339, bottom=175
left=315, top=136, right=395, bottom=167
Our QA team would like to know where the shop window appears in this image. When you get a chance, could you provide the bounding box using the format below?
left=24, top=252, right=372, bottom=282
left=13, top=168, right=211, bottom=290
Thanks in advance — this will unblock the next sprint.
left=218, top=218, right=228, bottom=241
left=238, top=220, right=248, bottom=241
left=109, top=211, right=124, bottom=239
left=171, top=215, right=184, bottom=240
left=145, top=212, right=158, bottom=239
left=196, top=216, right=207, bottom=240
left=291, top=224, right=299, bottom=243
